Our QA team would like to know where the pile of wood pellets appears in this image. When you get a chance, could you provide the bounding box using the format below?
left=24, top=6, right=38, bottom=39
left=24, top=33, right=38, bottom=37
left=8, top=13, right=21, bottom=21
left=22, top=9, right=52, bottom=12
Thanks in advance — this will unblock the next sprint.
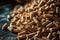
left=2, top=0, right=60, bottom=40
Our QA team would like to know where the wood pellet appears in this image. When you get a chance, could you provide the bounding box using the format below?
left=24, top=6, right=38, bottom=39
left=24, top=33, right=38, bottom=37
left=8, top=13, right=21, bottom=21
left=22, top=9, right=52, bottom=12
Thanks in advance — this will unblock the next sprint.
left=2, top=0, right=60, bottom=40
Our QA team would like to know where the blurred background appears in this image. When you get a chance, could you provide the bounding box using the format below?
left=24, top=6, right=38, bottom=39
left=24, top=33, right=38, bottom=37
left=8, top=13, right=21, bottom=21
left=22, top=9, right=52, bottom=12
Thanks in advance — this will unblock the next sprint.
left=0, top=0, right=18, bottom=40
left=0, top=0, right=15, bottom=5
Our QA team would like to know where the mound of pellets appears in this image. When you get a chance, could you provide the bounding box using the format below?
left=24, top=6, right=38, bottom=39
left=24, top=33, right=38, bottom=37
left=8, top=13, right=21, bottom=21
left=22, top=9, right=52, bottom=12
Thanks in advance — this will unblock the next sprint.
left=2, top=0, right=60, bottom=40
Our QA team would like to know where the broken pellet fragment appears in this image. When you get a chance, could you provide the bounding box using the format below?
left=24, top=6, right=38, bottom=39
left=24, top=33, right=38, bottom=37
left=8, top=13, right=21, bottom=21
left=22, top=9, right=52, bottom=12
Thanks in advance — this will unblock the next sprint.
left=33, top=17, right=39, bottom=24
left=2, top=23, right=8, bottom=30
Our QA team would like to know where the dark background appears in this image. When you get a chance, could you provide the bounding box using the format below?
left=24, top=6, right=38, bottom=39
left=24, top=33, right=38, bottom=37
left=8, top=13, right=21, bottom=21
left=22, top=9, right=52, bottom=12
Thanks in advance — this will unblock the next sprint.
left=0, top=0, right=18, bottom=40
left=0, top=0, right=15, bottom=5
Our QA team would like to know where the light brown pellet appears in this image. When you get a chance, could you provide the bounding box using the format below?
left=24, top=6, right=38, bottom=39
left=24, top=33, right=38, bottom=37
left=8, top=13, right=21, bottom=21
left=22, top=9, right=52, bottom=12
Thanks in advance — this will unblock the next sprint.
left=48, top=11, right=54, bottom=13
left=16, top=20, right=21, bottom=26
left=53, top=21, right=59, bottom=27
left=46, top=22, right=53, bottom=28
left=13, top=29, right=20, bottom=33
left=47, top=33, right=52, bottom=39
left=2, top=23, right=8, bottom=30
left=7, top=27, right=13, bottom=32
left=17, top=6, right=24, bottom=13
left=11, top=17, right=17, bottom=24
left=52, top=37, right=57, bottom=40
left=42, top=20, right=50, bottom=26
left=18, top=31, right=26, bottom=35
left=18, top=34, right=26, bottom=39
left=33, top=17, right=39, bottom=24
left=52, top=32, right=57, bottom=37
left=7, top=15, right=12, bottom=21
left=27, top=32, right=37, bottom=38
left=57, top=31, right=60, bottom=35
left=41, top=18, right=46, bottom=23
left=42, top=28, right=46, bottom=33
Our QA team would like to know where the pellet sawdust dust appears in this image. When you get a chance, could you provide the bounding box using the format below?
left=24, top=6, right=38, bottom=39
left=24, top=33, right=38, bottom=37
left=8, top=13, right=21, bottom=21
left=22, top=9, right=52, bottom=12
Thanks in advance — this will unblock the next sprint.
left=2, top=0, right=60, bottom=40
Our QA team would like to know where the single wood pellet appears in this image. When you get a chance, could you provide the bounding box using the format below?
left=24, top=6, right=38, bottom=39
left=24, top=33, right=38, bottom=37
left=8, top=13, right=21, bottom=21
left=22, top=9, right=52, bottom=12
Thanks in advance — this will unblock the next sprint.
left=2, top=23, right=8, bottom=30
